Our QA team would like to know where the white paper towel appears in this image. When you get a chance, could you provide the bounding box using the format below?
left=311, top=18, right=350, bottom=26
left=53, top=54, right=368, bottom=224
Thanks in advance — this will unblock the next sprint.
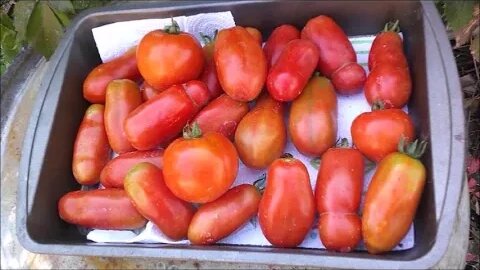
left=87, top=12, right=414, bottom=251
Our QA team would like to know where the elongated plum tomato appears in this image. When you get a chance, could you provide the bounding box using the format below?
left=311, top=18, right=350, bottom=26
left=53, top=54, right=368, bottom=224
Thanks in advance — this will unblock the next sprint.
left=263, top=24, right=300, bottom=69
left=289, top=76, right=337, bottom=157
left=301, top=15, right=365, bottom=94
left=315, top=140, right=363, bottom=252
left=259, top=155, right=315, bottom=247
left=124, top=162, right=194, bottom=240
left=58, top=189, right=147, bottom=230
left=104, top=79, right=142, bottom=154
left=100, top=149, right=164, bottom=188
left=351, top=107, right=415, bottom=162
left=266, top=39, right=319, bottom=101
left=215, top=26, right=267, bottom=102
left=124, top=80, right=210, bottom=150
left=188, top=184, right=261, bottom=245
left=83, top=47, right=141, bottom=103
left=199, top=33, right=223, bottom=100
left=192, top=94, right=249, bottom=141
left=235, top=93, right=286, bottom=169
left=364, top=65, right=411, bottom=109
left=368, top=20, right=408, bottom=71
left=163, top=123, right=239, bottom=203
left=363, top=139, right=428, bottom=254
left=136, top=19, right=204, bottom=90
left=72, top=104, right=111, bottom=185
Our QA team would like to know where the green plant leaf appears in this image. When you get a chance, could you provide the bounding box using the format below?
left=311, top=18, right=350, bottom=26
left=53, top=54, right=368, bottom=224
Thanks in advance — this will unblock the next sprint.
left=1, top=11, right=15, bottom=30
left=26, top=1, right=64, bottom=59
left=72, top=0, right=110, bottom=12
left=51, top=8, right=71, bottom=27
left=13, top=0, right=36, bottom=42
left=0, top=23, right=20, bottom=75
left=47, top=0, right=75, bottom=15
left=444, top=1, right=475, bottom=32
left=471, top=35, right=479, bottom=62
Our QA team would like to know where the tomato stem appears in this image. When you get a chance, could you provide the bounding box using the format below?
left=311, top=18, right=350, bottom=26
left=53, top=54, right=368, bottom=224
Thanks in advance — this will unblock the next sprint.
left=199, top=32, right=212, bottom=44
left=383, top=19, right=400, bottom=33
left=253, top=174, right=266, bottom=194
left=164, top=17, right=181, bottom=34
left=280, top=153, right=294, bottom=159
left=398, top=137, right=428, bottom=159
left=310, top=158, right=321, bottom=169
left=371, top=100, right=385, bottom=111
left=337, top=138, right=350, bottom=148
left=183, top=122, right=202, bottom=139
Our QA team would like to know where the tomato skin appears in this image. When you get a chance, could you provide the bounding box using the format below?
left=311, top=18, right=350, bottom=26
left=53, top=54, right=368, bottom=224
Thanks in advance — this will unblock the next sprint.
left=100, top=149, right=164, bottom=188
left=301, top=15, right=355, bottom=77
left=330, top=62, right=366, bottom=95
left=362, top=152, right=426, bottom=254
left=263, top=24, right=300, bottom=69
left=245, top=27, right=263, bottom=45
left=319, top=213, right=362, bottom=252
left=368, top=31, right=407, bottom=71
left=266, top=39, right=319, bottom=101
left=104, top=80, right=142, bottom=154
left=364, top=65, right=411, bottom=109
left=163, top=132, right=239, bottom=203
left=137, top=29, right=204, bottom=90
left=72, top=104, right=111, bottom=185
left=235, top=93, right=286, bottom=169
left=199, top=40, right=223, bottom=100
left=351, top=109, right=415, bottom=162
left=188, top=184, right=261, bottom=245
left=83, top=47, right=141, bottom=104
left=124, top=81, right=209, bottom=150
left=214, top=26, right=267, bottom=102
left=140, top=81, right=163, bottom=101
left=289, top=76, right=337, bottom=157
left=315, top=147, right=363, bottom=252
left=192, top=94, right=249, bottom=140
left=124, top=163, right=194, bottom=240
left=58, top=189, right=147, bottom=230
left=259, top=157, right=315, bottom=247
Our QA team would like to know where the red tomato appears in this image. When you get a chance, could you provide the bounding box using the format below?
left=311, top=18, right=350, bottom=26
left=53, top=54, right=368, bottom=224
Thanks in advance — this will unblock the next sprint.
left=315, top=143, right=363, bottom=252
left=104, top=79, right=142, bottom=154
left=72, top=104, right=111, bottom=185
left=188, top=184, right=261, bottom=245
left=289, top=76, right=337, bottom=157
left=235, top=93, right=286, bottom=169
left=259, top=155, right=315, bottom=247
left=266, top=39, right=319, bottom=101
left=124, top=81, right=209, bottom=150
left=351, top=108, right=415, bottom=162
left=330, top=62, right=366, bottom=95
left=58, top=189, right=147, bottom=230
left=364, top=65, right=411, bottom=109
left=83, top=47, right=141, bottom=104
left=245, top=27, right=263, bottom=45
left=192, top=94, right=249, bottom=140
left=215, top=26, right=267, bottom=101
left=368, top=21, right=408, bottom=71
left=301, top=15, right=365, bottom=93
left=163, top=124, right=239, bottom=203
left=124, top=162, right=195, bottom=240
left=363, top=140, right=427, bottom=254
left=263, top=24, right=300, bottom=69
left=100, top=149, right=164, bottom=188
left=199, top=34, right=223, bottom=100
left=139, top=81, right=163, bottom=101
left=136, top=20, right=204, bottom=90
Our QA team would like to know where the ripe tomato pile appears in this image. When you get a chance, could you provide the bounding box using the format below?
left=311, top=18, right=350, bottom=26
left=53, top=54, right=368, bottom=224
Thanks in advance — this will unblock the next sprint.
left=59, top=16, right=428, bottom=255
